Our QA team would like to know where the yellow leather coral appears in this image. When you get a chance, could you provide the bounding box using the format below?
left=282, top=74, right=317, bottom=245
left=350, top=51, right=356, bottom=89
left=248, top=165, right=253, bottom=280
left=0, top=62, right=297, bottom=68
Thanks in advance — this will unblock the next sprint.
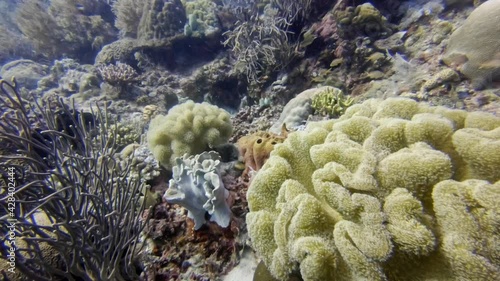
left=247, top=97, right=500, bottom=281
left=147, top=101, right=232, bottom=169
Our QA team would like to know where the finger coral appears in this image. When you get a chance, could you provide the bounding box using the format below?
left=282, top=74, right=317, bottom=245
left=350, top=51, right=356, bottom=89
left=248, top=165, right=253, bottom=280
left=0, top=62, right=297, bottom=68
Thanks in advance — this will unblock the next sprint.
left=246, top=97, right=500, bottom=281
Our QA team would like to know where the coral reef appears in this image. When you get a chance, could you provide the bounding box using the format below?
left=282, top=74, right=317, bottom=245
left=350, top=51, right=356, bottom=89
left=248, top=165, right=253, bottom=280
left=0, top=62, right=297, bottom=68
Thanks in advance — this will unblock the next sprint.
left=180, top=56, right=244, bottom=110
left=112, top=0, right=143, bottom=38
left=0, top=19, right=33, bottom=64
left=0, top=60, right=48, bottom=90
left=15, top=0, right=116, bottom=61
left=230, top=104, right=283, bottom=143
left=420, top=68, right=460, bottom=93
left=143, top=104, right=159, bottom=122
left=140, top=152, right=250, bottom=280
left=442, top=0, right=500, bottom=89
left=222, top=4, right=303, bottom=85
left=94, top=38, right=141, bottom=65
left=33, top=59, right=101, bottom=101
left=352, top=3, right=392, bottom=37
left=304, top=1, right=397, bottom=98
left=107, top=121, right=142, bottom=150
left=3, top=0, right=500, bottom=280
left=182, top=0, right=220, bottom=37
left=107, top=0, right=222, bottom=73
left=270, top=86, right=336, bottom=134
left=246, top=97, right=500, bottom=281
left=119, top=144, right=162, bottom=208
left=97, top=62, right=138, bottom=86
left=147, top=101, right=233, bottom=169
left=141, top=196, right=245, bottom=280
left=0, top=80, right=146, bottom=280
left=164, top=151, right=232, bottom=230
left=113, top=0, right=186, bottom=40
left=138, top=0, right=186, bottom=41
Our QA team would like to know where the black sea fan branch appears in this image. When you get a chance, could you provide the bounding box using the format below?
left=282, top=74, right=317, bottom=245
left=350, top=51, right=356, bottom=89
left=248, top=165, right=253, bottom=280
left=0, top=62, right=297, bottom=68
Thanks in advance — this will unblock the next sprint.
left=0, top=79, right=148, bottom=281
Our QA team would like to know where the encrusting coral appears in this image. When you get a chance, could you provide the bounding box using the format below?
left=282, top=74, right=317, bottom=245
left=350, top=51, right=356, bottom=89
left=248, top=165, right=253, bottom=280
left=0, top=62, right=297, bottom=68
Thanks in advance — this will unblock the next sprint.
left=420, top=68, right=460, bottom=93
left=246, top=97, right=500, bottom=281
left=164, top=151, right=231, bottom=230
left=147, top=100, right=233, bottom=169
left=351, top=3, right=392, bottom=37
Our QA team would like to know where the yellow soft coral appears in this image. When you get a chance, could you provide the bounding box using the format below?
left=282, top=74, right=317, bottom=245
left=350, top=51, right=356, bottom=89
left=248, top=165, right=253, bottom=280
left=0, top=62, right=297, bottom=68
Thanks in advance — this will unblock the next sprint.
left=147, top=101, right=232, bottom=169
left=433, top=179, right=500, bottom=280
left=247, top=97, right=500, bottom=281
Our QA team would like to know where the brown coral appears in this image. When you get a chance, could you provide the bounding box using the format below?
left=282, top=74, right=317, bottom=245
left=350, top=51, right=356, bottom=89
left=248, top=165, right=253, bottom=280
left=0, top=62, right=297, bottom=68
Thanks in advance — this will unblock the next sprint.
left=236, top=125, right=288, bottom=179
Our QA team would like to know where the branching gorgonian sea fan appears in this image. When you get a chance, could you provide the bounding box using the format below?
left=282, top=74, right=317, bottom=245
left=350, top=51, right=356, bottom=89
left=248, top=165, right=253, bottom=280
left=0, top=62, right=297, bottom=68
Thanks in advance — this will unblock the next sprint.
left=0, top=79, right=148, bottom=281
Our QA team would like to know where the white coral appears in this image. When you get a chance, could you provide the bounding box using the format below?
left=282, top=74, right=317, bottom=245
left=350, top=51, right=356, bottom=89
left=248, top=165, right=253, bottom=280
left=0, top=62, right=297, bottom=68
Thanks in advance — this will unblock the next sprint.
left=164, top=151, right=231, bottom=230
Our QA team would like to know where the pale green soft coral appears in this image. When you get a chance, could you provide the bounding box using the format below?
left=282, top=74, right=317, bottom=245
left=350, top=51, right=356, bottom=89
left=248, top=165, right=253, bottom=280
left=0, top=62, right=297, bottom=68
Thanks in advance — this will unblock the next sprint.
left=452, top=127, right=500, bottom=182
left=247, top=97, right=500, bottom=281
left=310, top=87, right=354, bottom=117
left=433, top=179, right=500, bottom=280
left=147, top=100, right=232, bottom=169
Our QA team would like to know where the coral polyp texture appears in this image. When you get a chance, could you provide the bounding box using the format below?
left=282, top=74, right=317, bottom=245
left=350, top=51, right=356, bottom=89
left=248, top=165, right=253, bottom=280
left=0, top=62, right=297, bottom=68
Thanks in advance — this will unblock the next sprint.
left=147, top=100, right=232, bottom=169
left=246, top=97, right=500, bottom=281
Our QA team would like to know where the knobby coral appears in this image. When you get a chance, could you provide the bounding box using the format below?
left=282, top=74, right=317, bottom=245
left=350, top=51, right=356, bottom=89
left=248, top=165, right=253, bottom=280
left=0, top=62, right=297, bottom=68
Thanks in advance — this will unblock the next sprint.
left=147, top=100, right=233, bottom=169
left=246, top=97, right=500, bottom=281
left=183, top=0, right=219, bottom=37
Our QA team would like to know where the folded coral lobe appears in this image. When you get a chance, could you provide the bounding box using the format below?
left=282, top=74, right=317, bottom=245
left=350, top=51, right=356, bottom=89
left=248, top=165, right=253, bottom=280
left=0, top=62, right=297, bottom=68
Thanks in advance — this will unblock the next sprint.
left=247, top=97, right=500, bottom=281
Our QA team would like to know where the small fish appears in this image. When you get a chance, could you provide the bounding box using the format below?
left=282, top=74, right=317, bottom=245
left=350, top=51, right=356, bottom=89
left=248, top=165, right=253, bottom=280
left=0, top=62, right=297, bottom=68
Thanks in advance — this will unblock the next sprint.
left=75, top=4, right=85, bottom=12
